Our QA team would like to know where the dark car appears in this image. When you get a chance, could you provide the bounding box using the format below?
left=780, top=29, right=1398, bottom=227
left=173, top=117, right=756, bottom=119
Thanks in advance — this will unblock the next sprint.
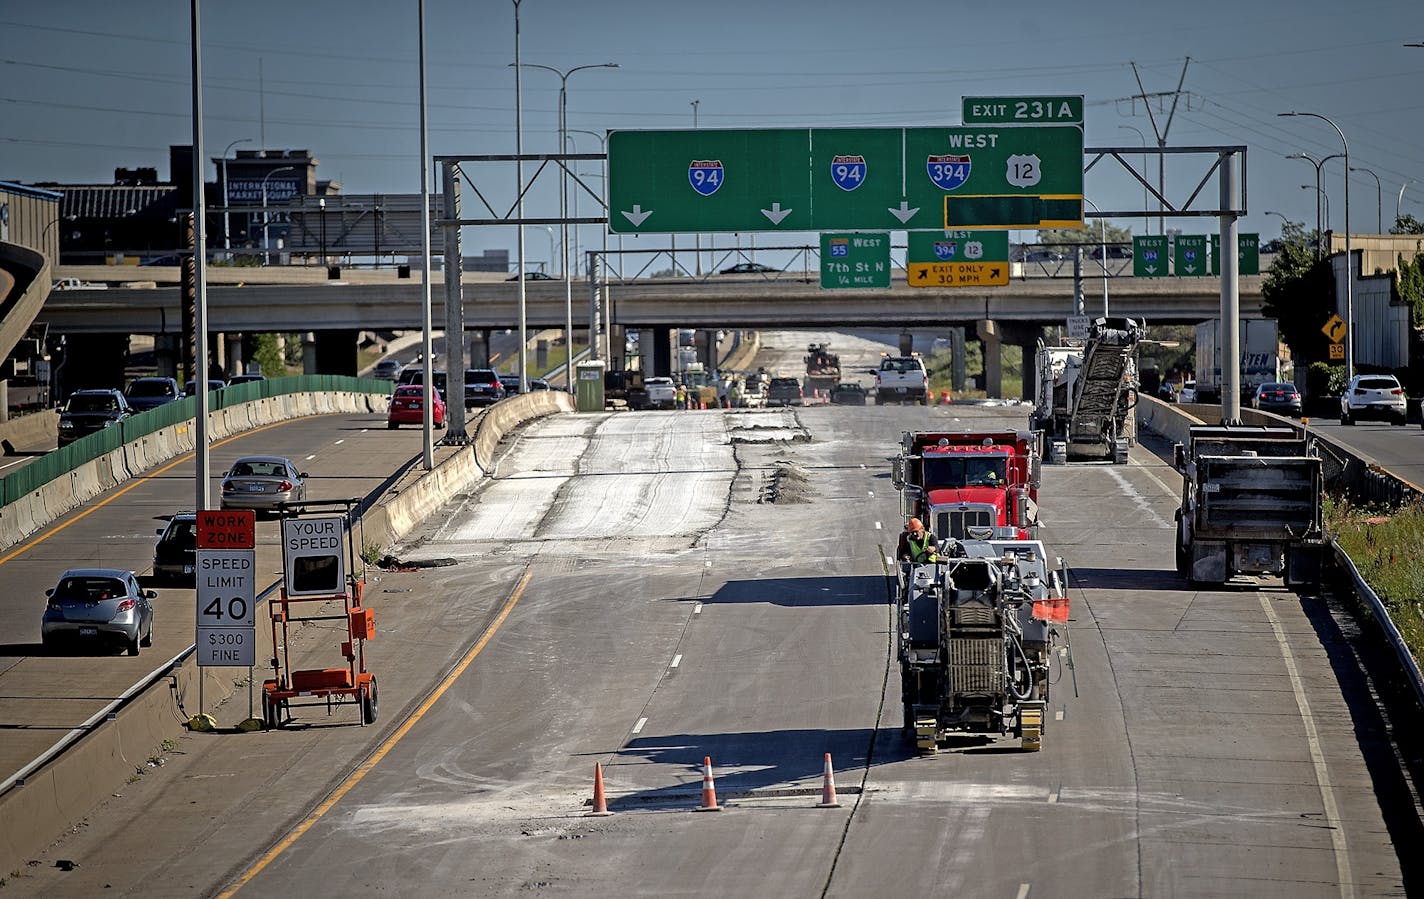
left=464, top=368, right=507, bottom=408
left=41, top=568, right=155, bottom=655
left=497, top=372, right=522, bottom=395
left=528, top=378, right=552, bottom=391
left=767, top=377, right=804, bottom=407
left=719, top=262, right=779, bottom=274
left=1252, top=382, right=1302, bottom=417
left=506, top=271, right=556, bottom=281
left=58, top=389, right=132, bottom=447
left=124, top=377, right=180, bottom=413
left=830, top=382, right=868, bottom=405
left=227, top=373, right=267, bottom=387
left=397, top=367, right=449, bottom=403
left=152, top=512, right=198, bottom=583
left=184, top=379, right=227, bottom=397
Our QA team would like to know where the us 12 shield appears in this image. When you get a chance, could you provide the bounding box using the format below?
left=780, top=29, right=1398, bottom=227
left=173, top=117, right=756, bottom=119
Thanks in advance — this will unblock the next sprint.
left=830, top=155, right=866, bottom=191
left=927, top=155, right=971, bottom=192
left=688, top=160, right=724, bottom=196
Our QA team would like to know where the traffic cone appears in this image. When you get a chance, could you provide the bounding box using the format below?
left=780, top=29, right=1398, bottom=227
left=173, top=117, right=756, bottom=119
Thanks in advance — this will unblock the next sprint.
left=695, top=755, right=722, bottom=811
left=941, top=390, right=952, bottom=405
left=816, top=752, right=841, bottom=808
left=586, top=762, right=614, bottom=817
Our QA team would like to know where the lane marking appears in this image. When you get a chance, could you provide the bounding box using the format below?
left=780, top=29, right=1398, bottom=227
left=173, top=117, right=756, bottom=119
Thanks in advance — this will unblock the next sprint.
left=1047, top=787, right=1059, bottom=804
left=0, top=419, right=293, bottom=568
left=1131, top=455, right=1182, bottom=499
left=874, top=521, right=882, bottom=530
left=704, top=559, right=712, bottom=568
left=1258, top=593, right=1354, bottom=899
left=632, top=717, right=647, bottom=735
left=1103, top=466, right=1171, bottom=529
left=1016, top=884, right=1031, bottom=899
left=1055, top=708, right=1065, bottom=721
left=669, top=654, right=682, bottom=669
left=305, top=454, right=316, bottom=461
left=334, top=439, right=345, bottom=445
left=217, top=566, right=534, bottom=898
left=859, top=463, right=866, bottom=469
left=867, top=490, right=874, bottom=497
left=692, top=603, right=702, bottom=615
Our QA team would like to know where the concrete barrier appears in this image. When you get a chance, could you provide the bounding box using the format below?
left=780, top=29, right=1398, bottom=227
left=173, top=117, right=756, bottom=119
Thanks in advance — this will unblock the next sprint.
left=719, top=330, right=762, bottom=373
left=0, top=410, right=58, bottom=452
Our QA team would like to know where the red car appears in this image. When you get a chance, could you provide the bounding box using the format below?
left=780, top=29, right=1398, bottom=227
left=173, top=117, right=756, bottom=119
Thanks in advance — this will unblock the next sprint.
left=387, top=384, right=446, bottom=429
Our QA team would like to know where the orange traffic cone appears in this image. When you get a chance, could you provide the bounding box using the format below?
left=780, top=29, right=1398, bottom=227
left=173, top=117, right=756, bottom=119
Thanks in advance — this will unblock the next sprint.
left=695, top=755, right=722, bottom=812
left=940, top=390, right=952, bottom=405
left=586, top=762, right=614, bottom=817
left=816, top=752, right=841, bottom=808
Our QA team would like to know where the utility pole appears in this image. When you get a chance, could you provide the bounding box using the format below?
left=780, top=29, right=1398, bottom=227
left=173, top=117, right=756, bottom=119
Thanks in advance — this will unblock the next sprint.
left=1129, top=58, right=1192, bottom=236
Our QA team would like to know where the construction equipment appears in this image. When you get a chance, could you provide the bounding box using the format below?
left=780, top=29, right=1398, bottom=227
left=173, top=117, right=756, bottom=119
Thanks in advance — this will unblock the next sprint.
left=893, top=430, right=1042, bottom=542
left=261, top=500, right=378, bottom=729
left=804, top=342, right=841, bottom=396
left=1173, top=425, right=1325, bottom=587
left=1032, top=316, right=1142, bottom=464
left=897, top=538, right=1069, bottom=754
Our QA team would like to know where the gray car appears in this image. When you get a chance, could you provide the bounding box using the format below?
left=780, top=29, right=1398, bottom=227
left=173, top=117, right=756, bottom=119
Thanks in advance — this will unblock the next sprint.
left=42, top=568, right=155, bottom=655
left=220, top=455, right=309, bottom=511
left=58, top=388, right=132, bottom=447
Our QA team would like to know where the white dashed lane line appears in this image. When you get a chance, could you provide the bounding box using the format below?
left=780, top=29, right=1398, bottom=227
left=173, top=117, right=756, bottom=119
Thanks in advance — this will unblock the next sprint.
left=632, top=717, right=647, bottom=735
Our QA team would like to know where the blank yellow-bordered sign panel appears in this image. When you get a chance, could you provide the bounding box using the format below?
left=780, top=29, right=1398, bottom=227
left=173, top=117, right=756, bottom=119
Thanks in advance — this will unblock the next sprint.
left=907, top=261, right=1010, bottom=288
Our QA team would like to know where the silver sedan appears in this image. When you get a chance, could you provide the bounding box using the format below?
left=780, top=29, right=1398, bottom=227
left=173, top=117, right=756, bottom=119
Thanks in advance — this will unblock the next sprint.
left=42, top=568, right=155, bottom=655
left=220, top=455, right=309, bottom=511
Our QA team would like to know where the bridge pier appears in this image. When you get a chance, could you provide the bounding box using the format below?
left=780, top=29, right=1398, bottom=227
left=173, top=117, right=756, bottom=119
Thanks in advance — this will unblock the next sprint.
left=650, top=326, right=672, bottom=377
left=977, top=320, right=1002, bottom=398
left=469, top=329, right=490, bottom=368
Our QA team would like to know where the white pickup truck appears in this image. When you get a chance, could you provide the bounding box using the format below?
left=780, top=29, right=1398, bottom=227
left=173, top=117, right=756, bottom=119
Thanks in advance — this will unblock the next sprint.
left=51, top=278, right=107, bottom=291
left=874, top=355, right=929, bottom=405
left=643, top=376, right=676, bottom=410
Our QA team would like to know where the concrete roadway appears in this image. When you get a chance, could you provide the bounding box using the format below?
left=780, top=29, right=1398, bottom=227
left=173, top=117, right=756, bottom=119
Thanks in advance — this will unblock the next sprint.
left=10, top=381, right=1412, bottom=896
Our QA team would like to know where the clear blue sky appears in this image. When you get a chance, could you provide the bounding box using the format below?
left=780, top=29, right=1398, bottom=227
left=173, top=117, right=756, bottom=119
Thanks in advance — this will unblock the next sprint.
left=3, top=0, right=1422, bottom=266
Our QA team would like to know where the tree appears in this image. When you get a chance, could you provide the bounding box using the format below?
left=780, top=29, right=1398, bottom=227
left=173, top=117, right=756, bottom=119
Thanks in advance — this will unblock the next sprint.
left=1037, top=224, right=1132, bottom=249
left=1260, top=220, right=1336, bottom=368
left=1390, top=214, right=1424, bottom=235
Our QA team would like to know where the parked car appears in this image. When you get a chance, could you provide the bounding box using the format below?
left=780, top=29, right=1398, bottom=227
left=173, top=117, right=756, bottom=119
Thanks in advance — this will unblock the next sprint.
left=220, top=455, right=309, bottom=511
left=227, top=373, right=267, bottom=386
left=506, top=271, right=556, bottom=281
left=767, top=376, right=804, bottom=407
left=1178, top=380, right=1198, bottom=404
left=1252, top=382, right=1303, bottom=417
left=1340, top=374, right=1407, bottom=425
left=372, top=358, right=404, bottom=381
left=464, top=368, right=507, bottom=408
left=41, top=568, right=154, bottom=655
left=58, top=389, right=131, bottom=447
left=830, top=382, right=868, bottom=405
left=124, top=377, right=180, bottom=413
left=719, top=262, right=779, bottom=274
left=643, top=376, right=676, bottom=409
left=397, top=367, right=449, bottom=403
left=152, top=512, right=198, bottom=583
left=387, top=384, right=447, bottom=429
left=183, top=379, right=227, bottom=397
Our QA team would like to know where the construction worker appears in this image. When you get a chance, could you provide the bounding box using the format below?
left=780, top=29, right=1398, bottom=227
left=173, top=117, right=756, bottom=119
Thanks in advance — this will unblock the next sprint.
left=897, top=517, right=938, bottom=563
left=675, top=382, right=687, bottom=410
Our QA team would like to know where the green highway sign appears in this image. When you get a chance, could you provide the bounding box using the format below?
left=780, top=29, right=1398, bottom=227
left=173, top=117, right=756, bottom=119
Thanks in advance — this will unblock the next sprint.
left=1133, top=235, right=1169, bottom=277
left=962, top=96, right=1084, bottom=125
left=1174, top=235, right=1208, bottom=277
left=820, top=232, right=891, bottom=289
left=906, top=230, right=1010, bottom=287
left=607, top=125, right=1084, bottom=233
left=1209, top=233, right=1261, bottom=275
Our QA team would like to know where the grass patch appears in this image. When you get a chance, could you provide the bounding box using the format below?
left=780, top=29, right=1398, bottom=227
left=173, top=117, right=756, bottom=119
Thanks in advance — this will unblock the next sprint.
left=923, top=345, right=1023, bottom=400
left=1326, top=497, right=1424, bottom=663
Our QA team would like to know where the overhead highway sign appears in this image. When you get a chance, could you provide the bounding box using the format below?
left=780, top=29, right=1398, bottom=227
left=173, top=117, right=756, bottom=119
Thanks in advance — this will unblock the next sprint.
left=906, top=230, right=1010, bottom=287
left=820, top=233, right=891, bottom=289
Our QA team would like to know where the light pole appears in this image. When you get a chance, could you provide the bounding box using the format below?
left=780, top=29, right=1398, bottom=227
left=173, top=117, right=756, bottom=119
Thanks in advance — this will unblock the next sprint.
left=543, top=225, right=557, bottom=274
left=512, top=0, right=527, bottom=393
left=318, top=197, right=327, bottom=266
left=1302, top=185, right=1330, bottom=233
left=1398, top=180, right=1412, bottom=228
left=1263, top=210, right=1291, bottom=236
left=260, top=165, right=295, bottom=265
left=1083, top=197, right=1109, bottom=316
left=1280, top=110, right=1353, bottom=377
left=1350, top=166, right=1382, bottom=234
left=692, top=99, right=702, bottom=276
left=1286, top=151, right=1342, bottom=253
left=220, top=138, right=252, bottom=258
left=509, top=60, right=618, bottom=393
left=568, top=127, right=610, bottom=361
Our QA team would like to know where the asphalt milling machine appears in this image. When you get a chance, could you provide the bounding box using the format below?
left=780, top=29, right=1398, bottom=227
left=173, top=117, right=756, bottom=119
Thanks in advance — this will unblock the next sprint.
left=1032, top=316, right=1143, bottom=464
left=896, top=538, right=1072, bottom=754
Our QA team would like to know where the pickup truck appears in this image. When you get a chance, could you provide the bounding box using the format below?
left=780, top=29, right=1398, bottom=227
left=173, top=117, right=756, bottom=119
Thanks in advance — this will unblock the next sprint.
left=767, top=377, right=804, bottom=407
left=643, top=376, right=676, bottom=410
left=875, top=355, right=929, bottom=405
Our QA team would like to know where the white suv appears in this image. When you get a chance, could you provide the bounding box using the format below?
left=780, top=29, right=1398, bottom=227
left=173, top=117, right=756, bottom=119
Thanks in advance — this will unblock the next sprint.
left=1339, top=374, right=1407, bottom=426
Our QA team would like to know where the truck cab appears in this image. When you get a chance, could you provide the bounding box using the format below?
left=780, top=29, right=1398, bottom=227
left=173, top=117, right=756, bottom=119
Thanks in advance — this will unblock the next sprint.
left=893, top=431, right=1042, bottom=541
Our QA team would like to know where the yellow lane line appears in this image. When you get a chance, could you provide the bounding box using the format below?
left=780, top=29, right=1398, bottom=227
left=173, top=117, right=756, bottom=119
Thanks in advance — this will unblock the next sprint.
left=217, top=565, right=534, bottom=898
left=0, top=419, right=293, bottom=567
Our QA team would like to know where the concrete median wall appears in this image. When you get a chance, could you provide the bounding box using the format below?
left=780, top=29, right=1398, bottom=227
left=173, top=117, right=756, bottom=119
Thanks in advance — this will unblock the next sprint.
left=0, top=391, right=389, bottom=552
left=0, top=409, right=58, bottom=450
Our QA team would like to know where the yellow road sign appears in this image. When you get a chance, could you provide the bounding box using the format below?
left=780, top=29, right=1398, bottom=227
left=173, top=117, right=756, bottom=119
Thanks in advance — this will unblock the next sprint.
left=1328, top=343, right=1345, bottom=360
left=1321, top=314, right=1347, bottom=343
left=907, top=261, right=1010, bottom=288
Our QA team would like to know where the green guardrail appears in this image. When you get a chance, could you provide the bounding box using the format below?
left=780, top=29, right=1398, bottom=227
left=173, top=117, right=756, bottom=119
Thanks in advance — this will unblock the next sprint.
left=0, top=375, right=390, bottom=507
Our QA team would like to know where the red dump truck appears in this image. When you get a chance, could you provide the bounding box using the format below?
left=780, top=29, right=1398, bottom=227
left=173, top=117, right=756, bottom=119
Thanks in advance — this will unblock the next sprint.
left=892, top=430, right=1042, bottom=541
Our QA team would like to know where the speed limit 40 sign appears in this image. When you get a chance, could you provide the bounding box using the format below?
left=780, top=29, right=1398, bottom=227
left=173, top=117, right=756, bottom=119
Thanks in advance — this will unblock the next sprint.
left=196, top=548, right=256, bottom=666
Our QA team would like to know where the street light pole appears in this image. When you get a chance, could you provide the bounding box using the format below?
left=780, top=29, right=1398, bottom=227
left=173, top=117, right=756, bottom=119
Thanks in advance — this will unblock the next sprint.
left=1302, top=186, right=1330, bottom=234
left=1280, top=110, right=1353, bottom=377
left=260, top=165, right=295, bottom=265
left=1084, top=198, right=1108, bottom=316
left=512, top=0, right=527, bottom=393
left=510, top=60, right=618, bottom=393
left=220, top=137, right=252, bottom=258
left=1350, top=166, right=1382, bottom=234
left=569, top=127, right=610, bottom=361
left=1398, top=180, right=1412, bottom=228
left=692, top=99, right=701, bottom=277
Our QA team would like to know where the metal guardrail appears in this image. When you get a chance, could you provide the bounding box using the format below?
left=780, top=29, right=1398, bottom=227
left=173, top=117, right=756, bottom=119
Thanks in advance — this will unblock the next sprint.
left=1333, top=541, right=1424, bottom=711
